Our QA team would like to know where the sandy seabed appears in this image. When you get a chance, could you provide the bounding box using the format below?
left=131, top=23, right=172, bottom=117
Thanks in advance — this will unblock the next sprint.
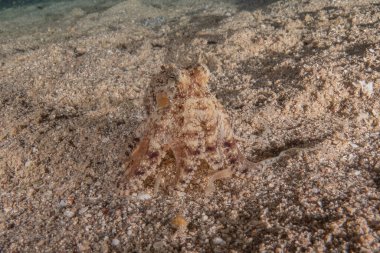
left=1, top=0, right=380, bottom=252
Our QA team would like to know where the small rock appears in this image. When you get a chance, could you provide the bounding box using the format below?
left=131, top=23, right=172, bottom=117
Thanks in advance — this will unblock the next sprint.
left=59, top=200, right=67, bottom=208
left=78, top=240, right=90, bottom=251
left=176, top=191, right=186, bottom=197
left=27, top=188, right=36, bottom=198
left=136, top=193, right=151, bottom=201
left=374, top=161, right=380, bottom=172
left=74, top=47, right=86, bottom=57
left=25, top=160, right=32, bottom=167
left=64, top=210, right=75, bottom=218
left=153, top=241, right=165, bottom=250
left=213, top=237, right=226, bottom=245
left=79, top=207, right=88, bottom=214
left=67, top=195, right=75, bottom=205
left=230, top=210, right=238, bottom=220
left=111, top=238, right=120, bottom=246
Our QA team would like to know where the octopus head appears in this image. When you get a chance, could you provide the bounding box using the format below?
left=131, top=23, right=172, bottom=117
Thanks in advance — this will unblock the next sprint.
left=175, top=64, right=211, bottom=96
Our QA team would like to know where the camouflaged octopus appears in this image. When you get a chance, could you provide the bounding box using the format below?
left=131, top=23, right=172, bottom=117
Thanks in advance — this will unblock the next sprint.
left=124, top=64, right=248, bottom=195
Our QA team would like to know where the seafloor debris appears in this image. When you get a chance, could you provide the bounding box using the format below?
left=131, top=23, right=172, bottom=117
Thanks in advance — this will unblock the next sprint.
left=171, top=214, right=188, bottom=231
left=123, top=64, right=249, bottom=194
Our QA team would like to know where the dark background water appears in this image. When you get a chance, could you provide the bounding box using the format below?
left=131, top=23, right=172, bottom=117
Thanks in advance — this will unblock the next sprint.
left=0, top=0, right=65, bottom=9
left=0, top=0, right=278, bottom=11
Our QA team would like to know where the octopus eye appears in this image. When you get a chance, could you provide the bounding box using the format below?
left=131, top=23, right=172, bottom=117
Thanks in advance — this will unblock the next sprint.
left=185, top=167, right=194, bottom=173
left=206, top=146, right=216, bottom=152
left=229, top=157, right=238, bottom=164
left=148, top=151, right=159, bottom=159
left=192, top=149, right=201, bottom=155
left=136, top=169, right=145, bottom=176
left=223, top=141, right=235, bottom=148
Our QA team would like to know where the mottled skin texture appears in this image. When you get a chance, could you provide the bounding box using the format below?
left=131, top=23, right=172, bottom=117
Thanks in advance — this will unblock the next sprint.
left=125, top=64, right=246, bottom=194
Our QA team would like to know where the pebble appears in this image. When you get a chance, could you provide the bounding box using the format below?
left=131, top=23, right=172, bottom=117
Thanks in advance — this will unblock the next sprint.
left=230, top=210, right=238, bottom=220
left=153, top=241, right=165, bottom=250
left=111, top=239, right=120, bottom=246
left=78, top=240, right=91, bottom=252
left=136, top=193, right=152, bottom=201
left=64, top=210, right=75, bottom=218
left=27, top=188, right=36, bottom=198
left=79, top=207, right=89, bottom=214
left=59, top=200, right=67, bottom=208
left=374, top=161, right=380, bottom=172
left=213, top=237, right=226, bottom=245
left=74, top=47, right=87, bottom=57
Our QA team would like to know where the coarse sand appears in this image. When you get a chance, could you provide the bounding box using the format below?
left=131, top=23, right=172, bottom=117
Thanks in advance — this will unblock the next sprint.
left=0, top=0, right=380, bottom=252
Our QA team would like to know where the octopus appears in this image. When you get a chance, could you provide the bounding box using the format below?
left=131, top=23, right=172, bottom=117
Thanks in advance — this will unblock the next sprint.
left=124, top=64, right=249, bottom=195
